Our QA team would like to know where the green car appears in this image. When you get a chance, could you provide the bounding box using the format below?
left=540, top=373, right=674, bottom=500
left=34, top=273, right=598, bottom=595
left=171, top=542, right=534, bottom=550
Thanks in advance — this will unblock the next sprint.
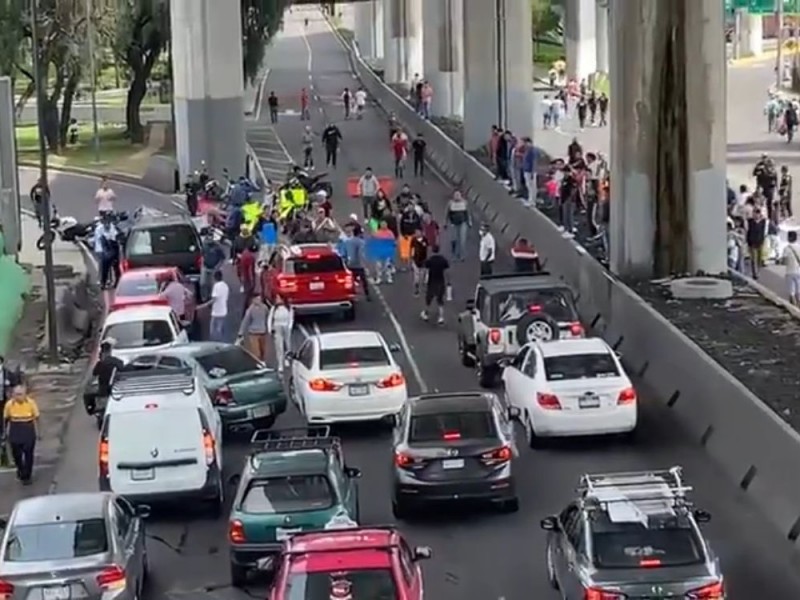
left=169, top=342, right=287, bottom=428
left=226, top=427, right=362, bottom=587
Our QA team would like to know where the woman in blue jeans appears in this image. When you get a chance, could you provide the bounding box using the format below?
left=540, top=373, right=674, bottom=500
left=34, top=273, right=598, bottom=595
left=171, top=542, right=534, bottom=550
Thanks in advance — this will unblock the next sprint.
left=445, top=191, right=471, bottom=261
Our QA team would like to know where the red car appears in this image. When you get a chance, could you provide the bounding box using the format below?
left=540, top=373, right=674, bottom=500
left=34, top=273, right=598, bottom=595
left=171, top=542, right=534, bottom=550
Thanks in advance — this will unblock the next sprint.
left=268, top=527, right=431, bottom=600
left=111, top=266, right=197, bottom=323
left=261, top=243, right=356, bottom=320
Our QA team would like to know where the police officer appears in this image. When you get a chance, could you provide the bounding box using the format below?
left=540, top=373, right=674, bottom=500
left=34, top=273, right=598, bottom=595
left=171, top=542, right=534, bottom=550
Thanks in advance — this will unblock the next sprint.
left=3, top=385, right=40, bottom=485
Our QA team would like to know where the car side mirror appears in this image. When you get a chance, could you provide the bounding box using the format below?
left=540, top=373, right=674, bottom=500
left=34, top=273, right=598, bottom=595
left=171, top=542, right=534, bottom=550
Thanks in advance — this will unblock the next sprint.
left=507, top=406, right=521, bottom=421
left=135, top=504, right=151, bottom=519
left=540, top=516, right=559, bottom=531
left=228, top=474, right=242, bottom=486
left=694, top=509, right=712, bottom=523
left=615, top=351, right=623, bottom=360
left=388, top=343, right=401, bottom=353
left=465, top=299, right=475, bottom=310
left=0, top=517, right=7, bottom=529
left=285, top=351, right=297, bottom=361
left=413, top=546, right=432, bottom=561
left=345, top=467, right=362, bottom=479
left=496, top=357, right=512, bottom=368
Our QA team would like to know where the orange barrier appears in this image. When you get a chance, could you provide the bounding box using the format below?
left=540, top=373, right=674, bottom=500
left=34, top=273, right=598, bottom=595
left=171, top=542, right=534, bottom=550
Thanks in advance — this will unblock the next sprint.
left=346, top=176, right=394, bottom=198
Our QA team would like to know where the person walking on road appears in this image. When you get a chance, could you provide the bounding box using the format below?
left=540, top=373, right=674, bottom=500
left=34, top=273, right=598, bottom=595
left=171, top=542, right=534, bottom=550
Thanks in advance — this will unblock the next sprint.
left=358, top=168, right=380, bottom=220
left=95, top=176, right=116, bottom=216
left=201, top=270, right=230, bottom=342
left=88, top=341, right=123, bottom=424
left=237, top=242, right=258, bottom=307
left=391, top=130, right=408, bottom=179
left=94, top=216, right=120, bottom=290
left=302, top=126, right=315, bottom=170
left=354, top=87, right=367, bottom=119
left=3, top=385, right=40, bottom=485
left=322, top=122, right=343, bottom=168
left=342, top=225, right=371, bottom=300
left=444, top=190, right=471, bottom=261
left=412, top=133, right=426, bottom=179
left=410, top=228, right=429, bottom=296
left=238, top=295, right=270, bottom=361
left=268, top=91, right=279, bottom=123
left=478, top=224, right=496, bottom=276
left=746, top=208, right=768, bottom=279
left=268, top=296, right=294, bottom=374
left=598, top=93, right=609, bottom=126
left=420, top=244, right=450, bottom=326
left=300, top=88, right=310, bottom=120
left=342, top=87, right=352, bottom=119
left=201, top=232, right=226, bottom=299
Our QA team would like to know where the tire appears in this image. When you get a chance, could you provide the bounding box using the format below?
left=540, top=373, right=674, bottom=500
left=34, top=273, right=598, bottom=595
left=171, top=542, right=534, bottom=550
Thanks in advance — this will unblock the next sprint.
left=208, top=484, right=224, bottom=518
left=392, top=497, right=411, bottom=520
left=477, top=361, right=497, bottom=389
left=525, top=411, right=544, bottom=449
left=36, top=232, right=54, bottom=250
left=458, top=337, right=475, bottom=367
left=230, top=563, right=248, bottom=588
left=516, top=313, right=560, bottom=344
left=343, top=305, right=356, bottom=321
left=499, top=497, right=520, bottom=513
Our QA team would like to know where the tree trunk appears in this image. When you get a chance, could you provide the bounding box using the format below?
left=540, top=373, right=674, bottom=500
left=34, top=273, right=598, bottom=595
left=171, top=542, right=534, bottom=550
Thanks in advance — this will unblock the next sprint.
left=125, top=69, right=148, bottom=143
left=59, top=68, right=81, bottom=148
left=14, top=80, right=35, bottom=118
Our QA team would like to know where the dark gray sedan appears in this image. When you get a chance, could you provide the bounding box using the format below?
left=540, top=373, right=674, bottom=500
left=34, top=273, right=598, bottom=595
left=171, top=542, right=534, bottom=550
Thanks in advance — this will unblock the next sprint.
left=0, top=493, right=149, bottom=600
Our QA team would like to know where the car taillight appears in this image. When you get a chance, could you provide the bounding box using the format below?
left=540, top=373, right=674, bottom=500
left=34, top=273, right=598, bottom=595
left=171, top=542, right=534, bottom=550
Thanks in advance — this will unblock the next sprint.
left=394, top=452, right=422, bottom=469
left=584, top=589, right=625, bottom=600
left=617, top=387, right=636, bottom=405
left=278, top=275, right=298, bottom=292
left=377, top=373, right=404, bottom=388
left=120, top=259, right=130, bottom=272
left=688, top=581, right=724, bottom=599
left=96, top=565, right=126, bottom=589
left=336, top=273, right=354, bottom=289
left=98, top=439, right=109, bottom=477
left=480, top=446, right=512, bottom=465
left=195, top=254, right=203, bottom=270
left=537, top=392, right=561, bottom=410
left=203, top=430, right=216, bottom=465
left=442, top=431, right=461, bottom=440
left=309, top=378, right=342, bottom=392
left=569, top=322, right=584, bottom=336
left=214, top=385, right=235, bottom=406
left=229, top=519, right=246, bottom=544
left=488, top=328, right=502, bottom=344
left=0, top=579, right=14, bottom=598
left=638, top=558, right=661, bottom=567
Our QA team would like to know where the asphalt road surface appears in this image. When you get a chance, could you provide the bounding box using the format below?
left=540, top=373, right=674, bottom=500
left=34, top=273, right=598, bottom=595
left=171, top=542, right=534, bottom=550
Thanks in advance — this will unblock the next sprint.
left=48, top=8, right=800, bottom=600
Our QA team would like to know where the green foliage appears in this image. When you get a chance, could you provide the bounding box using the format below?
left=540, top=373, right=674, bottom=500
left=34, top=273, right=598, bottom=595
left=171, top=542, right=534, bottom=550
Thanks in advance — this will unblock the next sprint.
left=242, top=0, right=292, bottom=85
left=531, top=0, right=561, bottom=39
left=0, top=0, right=25, bottom=78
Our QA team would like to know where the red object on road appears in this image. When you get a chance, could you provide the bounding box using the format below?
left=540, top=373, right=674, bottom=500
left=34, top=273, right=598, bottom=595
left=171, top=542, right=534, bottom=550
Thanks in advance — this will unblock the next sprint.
left=346, top=176, right=394, bottom=198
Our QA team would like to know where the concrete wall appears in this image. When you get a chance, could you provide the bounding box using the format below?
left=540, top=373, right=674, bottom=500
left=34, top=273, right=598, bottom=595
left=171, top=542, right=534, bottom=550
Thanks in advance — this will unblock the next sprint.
left=0, top=257, right=30, bottom=354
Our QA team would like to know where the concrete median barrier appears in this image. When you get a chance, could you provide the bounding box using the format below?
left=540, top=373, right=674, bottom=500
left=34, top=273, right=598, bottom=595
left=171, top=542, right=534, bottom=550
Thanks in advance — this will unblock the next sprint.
left=331, top=26, right=800, bottom=547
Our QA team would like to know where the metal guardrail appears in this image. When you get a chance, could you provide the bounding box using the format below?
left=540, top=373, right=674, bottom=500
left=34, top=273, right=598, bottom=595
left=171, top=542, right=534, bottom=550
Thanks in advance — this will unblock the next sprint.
left=326, top=19, right=800, bottom=550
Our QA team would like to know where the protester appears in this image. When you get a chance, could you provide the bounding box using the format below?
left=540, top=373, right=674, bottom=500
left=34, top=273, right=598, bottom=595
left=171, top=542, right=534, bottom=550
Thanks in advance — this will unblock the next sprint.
left=358, top=167, right=380, bottom=220
left=420, top=244, right=450, bottom=326
left=341, top=225, right=371, bottom=299
left=3, top=385, right=39, bottom=485
left=89, top=341, right=124, bottom=420
left=202, top=270, right=230, bottom=342
left=238, top=295, right=270, bottom=361
left=445, top=190, right=470, bottom=261
left=322, top=122, right=343, bottom=168
left=95, top=176, right=116, bottom=215
left=410, top=228, right=429, bottom=296
left=268, top=296, right=294, bottom=374
left=478, top=224, right=496, bottom=276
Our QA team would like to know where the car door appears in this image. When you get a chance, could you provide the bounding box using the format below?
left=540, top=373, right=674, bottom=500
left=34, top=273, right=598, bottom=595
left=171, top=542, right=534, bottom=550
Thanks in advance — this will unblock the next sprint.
left=292, top=339, right=315, bottom=400
left=518, top=347, right=540, bottom=414
left=493, top=397, right=518, bottom=456
left=169, top=311, right=188, bottom=342
left=558, top=505, right=586, bottom=599
left=113, top=497, right=143, bottom=590
left=397, top=538, right=422, bottom=599
left=502, top=346, right=530, bottom=407
left=198, top=386, right=223, bottom=467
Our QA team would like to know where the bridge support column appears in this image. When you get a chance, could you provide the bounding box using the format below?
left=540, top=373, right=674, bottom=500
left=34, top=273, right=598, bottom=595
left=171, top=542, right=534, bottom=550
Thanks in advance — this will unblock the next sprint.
left=171, top=0, right=245, bottom=182
left=596, top=2, right=609, bottom=73
left=422, top=0, right=464, bottom=118
left=565, top=0, right=597, bottom=82
left=383, top=0, right=423, bottom=84
left=463, top=0, right=534, bottom=151
left=741, top=12, right=763, bottom=57
left=355, top=1, right=377, bottom=58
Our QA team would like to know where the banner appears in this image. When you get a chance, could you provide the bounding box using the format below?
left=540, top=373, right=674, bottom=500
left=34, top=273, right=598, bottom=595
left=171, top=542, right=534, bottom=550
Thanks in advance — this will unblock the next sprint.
left=260, top=222, right=277, bottom=245
left=366, top=237, right=397, bottom=262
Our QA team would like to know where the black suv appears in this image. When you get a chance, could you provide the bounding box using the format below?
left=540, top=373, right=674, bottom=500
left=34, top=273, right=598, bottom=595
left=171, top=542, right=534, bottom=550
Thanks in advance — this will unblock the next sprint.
left=390, top=392, right=520, bottom=518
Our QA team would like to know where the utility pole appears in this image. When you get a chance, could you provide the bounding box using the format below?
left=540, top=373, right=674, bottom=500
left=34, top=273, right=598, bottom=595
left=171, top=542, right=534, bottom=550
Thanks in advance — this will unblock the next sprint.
left=86, top=0, right=100, bottom=164
left=30, top=0, right=59, bottom=359
left=733, top=8, right=742, bottom=61
left=778, top=0, right=785, bottom=88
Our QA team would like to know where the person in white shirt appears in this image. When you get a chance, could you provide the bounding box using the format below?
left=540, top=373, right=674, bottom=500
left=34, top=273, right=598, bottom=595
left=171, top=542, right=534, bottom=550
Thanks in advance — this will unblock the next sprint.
left=354, top=87, right=367, bottom=119
left=201, top=270, right=229, bottom=341
left=782, top=230, right=800, bottom=305
left=478, top=224, right=496, bottom=276
left=268, top=296, right=294, bottom=374
left=95, top=176, right=116, bottom=215
left=541, top=95, right=553, bottom=129
left=357, top=167, right=380, bottom=220
left=160, top=278, right=191, bottom=323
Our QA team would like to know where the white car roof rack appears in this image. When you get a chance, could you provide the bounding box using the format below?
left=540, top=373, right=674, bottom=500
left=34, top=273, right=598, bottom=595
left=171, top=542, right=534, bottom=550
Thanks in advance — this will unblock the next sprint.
left=111, top=367, right=196, bottom=399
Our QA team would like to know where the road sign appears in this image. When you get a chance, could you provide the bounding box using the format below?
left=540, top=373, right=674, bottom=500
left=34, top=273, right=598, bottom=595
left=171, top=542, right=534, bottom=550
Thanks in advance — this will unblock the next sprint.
left=727, top=0, right=800, bottom=14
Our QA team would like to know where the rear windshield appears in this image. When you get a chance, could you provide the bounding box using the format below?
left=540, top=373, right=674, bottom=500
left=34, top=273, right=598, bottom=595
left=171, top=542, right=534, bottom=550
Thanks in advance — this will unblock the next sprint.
left=116, top=276, right=160, bottom=297
left=544, top=353, right=619, bottom=381
left=285, top=255, right=344, bottom=275
left=127, top=225, right=198, bottom=256
left=410, top=412, right=497, bottom=443
left=286, top=569, right=397, bottom=600
left=319, top=346, right=389, bottom=370
left=4, top=519, right=109, bottom=562
left=108, top=408, right=202, bottom=452
left=103, top=320, right=174, bottom=349
left=240, top=475, right=334, bottom=514
left=195, top=346, right=263, bottom=379
left=492, top=289, right=576, bottom=323
left=592, top=523, right=704, bottom=568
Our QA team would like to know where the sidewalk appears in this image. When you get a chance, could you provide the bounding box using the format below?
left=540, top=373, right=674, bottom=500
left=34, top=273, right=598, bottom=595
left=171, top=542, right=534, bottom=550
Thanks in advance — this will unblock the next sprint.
left=0, top=214, right=96, bottom=516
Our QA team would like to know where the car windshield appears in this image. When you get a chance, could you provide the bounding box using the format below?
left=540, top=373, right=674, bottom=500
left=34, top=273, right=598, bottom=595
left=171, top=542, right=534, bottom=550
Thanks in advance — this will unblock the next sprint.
left=240, top=475, right=335, bottom=514
left=592, top=523, right=704, bottom=568
left=286, top=255, right=344, bottom=275
left=409, top=411, right=497, bottom=443
left=195, top=346, right=263, bottom=379
left=127, top=225, right=197, bottom=256
left=544, top=353, right=619, bottom=381
left=285, top=568, right=398, bottom=600
left=492, top=289, right=575, bottom=323
left=4, top=519, right=109, bottom=562
left=116, top=276, right=161, bottom=296
left=319, top=346, right=389, bottom=370
left=103, top=320, right=174, bottom=349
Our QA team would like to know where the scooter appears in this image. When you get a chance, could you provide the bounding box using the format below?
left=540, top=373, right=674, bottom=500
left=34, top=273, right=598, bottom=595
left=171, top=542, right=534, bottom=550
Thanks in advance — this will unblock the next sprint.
left=36, top=213, right=95, bottom=249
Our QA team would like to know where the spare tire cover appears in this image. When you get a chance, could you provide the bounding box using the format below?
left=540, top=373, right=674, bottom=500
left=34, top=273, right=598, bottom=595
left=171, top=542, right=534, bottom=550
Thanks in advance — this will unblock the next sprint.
left=516, top=313, right=560, bottom=343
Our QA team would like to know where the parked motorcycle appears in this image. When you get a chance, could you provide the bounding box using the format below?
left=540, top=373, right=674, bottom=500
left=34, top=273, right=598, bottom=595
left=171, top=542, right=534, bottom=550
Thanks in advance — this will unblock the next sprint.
left=289, top=168, right=333, bottom=199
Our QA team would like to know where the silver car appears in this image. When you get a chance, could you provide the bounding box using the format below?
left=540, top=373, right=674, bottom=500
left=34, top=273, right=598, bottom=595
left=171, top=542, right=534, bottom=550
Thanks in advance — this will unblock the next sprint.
left=0, top=493, right=149, bottom=600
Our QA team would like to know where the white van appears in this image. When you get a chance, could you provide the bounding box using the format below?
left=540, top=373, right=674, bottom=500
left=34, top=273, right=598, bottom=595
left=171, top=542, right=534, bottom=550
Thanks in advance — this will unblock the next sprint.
left=98, top=360, right=224, bottom=516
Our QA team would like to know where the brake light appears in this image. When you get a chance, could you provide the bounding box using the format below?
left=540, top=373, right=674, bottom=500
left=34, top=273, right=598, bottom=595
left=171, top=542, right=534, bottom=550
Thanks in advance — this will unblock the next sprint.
left=488, top=328, right=502, bottom=344
left=481, top=446, right=512, bottom=465
left=214, top=385, right=235, bottom=406
left=442, top=431, right=461, bottom=440
left=336, top=273, right=354, bottom=289
left=569, top=322, right=584, bottom=336
left=203, top=430, right=216, bottom=466
left=394, top=452, right=421, bottom=469
left=278, top=275, right=298, bottom=292
left=584, top=589, right=624, bottom=600
left=309, top=378, right=342, bottom=392
left=195, top=254, right=203, bottom=270
left=528, top=304, right=542, bottom=312
left=617, top=387, right=636, bottom=405
left=0, top=578, right=14, bottom=598
left=229, top=519, right=246, bottom=544
left=96, top=565, right=126, bottom=589
left=537, top=392, right=561, bottom=410
left=98, top=439, right=109, bottom=477
left=688, top=581, right=724, bottom=599
left=120, top=259, right=130, bottom=272
left=377, top=373, right=405, bottom=388
left=306, top=253, right=321, bottom=259
left=638, top=558, right=661, bottom=567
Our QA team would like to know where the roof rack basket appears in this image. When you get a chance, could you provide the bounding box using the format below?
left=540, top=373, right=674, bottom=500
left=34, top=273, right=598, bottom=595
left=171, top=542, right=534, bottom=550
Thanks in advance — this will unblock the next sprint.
left=250, top=426, right=335, bottom=452
left=111, top=367, right=195, bottom=399
left=577, top=466, right=693, bottom=509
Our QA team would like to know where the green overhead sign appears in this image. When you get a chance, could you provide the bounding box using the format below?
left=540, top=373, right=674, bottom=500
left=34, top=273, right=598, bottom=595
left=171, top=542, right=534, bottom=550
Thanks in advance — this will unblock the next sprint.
left=726, top=0, right=800, bottom=14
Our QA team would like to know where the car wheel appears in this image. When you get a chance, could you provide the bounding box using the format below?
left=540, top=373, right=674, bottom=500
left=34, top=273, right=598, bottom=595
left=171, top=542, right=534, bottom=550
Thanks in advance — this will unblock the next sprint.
left=392, top=497, right=411, bottom=520
left=499, top=497, right=519, bottom=513
left=546, top=544, right=559, bottom=590
left=208, top=483, right=224, bottom=518
left=525, top=411, right=543, bottom=449
left=344, top=305, right=356, bottom=321
left=230, top=563, right=248, bottom=588
left=459, top=337, right=475, bottom=367
left=477, top=361, right=497, bottom=388
left=95, top=414, right=104, bottom=430
left=288, top=376, right=298, bottom=406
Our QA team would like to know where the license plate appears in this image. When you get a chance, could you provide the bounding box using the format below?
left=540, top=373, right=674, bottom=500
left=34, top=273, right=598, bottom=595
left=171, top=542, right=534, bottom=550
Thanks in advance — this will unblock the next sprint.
left=251, top=405, right=272, bottom=418
left=42, top=586, right=70, bottom=600
left=579, top=395, right=601, bottom=409
left=349, top=384, right=369, bottom=396
left=442, top=458, right=465, bottom=470
left=275, top=527, right=303, bottom=541
left=131, top=468, right=155, bottom=481
left=309, top=282, right=325, bottom=291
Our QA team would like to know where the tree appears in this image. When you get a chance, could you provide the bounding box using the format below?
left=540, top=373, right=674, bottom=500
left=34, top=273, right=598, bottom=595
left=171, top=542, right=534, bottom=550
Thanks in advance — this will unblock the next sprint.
left=531, top=0, right=560, bottom=42
left=243, top=0, right=292, bottom=85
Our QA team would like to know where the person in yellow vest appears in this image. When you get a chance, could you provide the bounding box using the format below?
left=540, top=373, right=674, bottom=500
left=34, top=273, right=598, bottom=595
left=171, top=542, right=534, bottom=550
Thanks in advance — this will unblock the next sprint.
left=278, top=185, right=308, bottom=220
left=3, top=384, right=40, bottom=485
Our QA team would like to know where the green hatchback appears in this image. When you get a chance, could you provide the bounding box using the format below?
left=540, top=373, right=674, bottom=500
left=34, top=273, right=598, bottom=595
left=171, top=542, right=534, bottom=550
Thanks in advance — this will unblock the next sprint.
left=226, top=427, right=362, bottom=587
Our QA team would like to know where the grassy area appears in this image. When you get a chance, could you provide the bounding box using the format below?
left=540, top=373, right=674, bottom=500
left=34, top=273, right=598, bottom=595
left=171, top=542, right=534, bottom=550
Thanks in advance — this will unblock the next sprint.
left=15, top=123, right=149, bottom=174
left=533, top=42, right=566, bottom=71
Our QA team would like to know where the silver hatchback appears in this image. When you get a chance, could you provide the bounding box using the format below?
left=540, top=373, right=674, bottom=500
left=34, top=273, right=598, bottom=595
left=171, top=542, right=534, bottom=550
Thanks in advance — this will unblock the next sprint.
left=0, top=493, right=149, bottom=600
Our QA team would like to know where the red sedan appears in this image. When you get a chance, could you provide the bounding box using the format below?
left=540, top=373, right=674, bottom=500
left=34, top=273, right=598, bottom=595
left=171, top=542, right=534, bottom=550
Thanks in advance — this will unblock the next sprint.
left=111, top=266, right=197, bottom=323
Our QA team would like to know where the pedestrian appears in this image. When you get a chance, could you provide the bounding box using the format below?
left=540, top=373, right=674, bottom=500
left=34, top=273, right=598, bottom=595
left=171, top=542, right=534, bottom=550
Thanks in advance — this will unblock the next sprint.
left=238, top=295, right=270, bottom=361
left=372, top=221, right=396, bottom=283
left=420, top=81, right=433, bottom=119
left=237, top=242, right=257, bottom=306
left=598, top=93, right=609, bottom=126
left=478, top=224, right=496, bottom=276
left=268, top=296, right=294, bottom=374
left=398, top=202, right=422, bottom=271
left=342, top=87, right=352, bottom=119
left=409, top=228, right=429, bottom=296
left=746, top=208, right=768, bottom=279
left=420, top=244, right=450, bottom=326
left=341, top=225, right=371, bottom=299
left=160, top=275, right=192, bottom=328
left=322, top=122, right=343, bottom=168
left=29, top=179, right=47, bottom=228
left=552, top=94, right=565, bottom=129
left=88, top=341, right=123, bottom=423
left=3, top=385, right=39, bottom=485
left=300, top=87, right=310, bottom=120
left=780, top=165, right=793, bottom=219
left=302, top=125, right=314, bottom=169
left=412, top=133, right=426, bottom=178
left=355, top=87, right=367, bottom=119
left=782, top=230, right=800, bottom=305
left=268, top=91, right=279, bottom=123
left=577, top=95, right=588, bottom=130
left=541, top=95, right=552, bottom=129
left=753, top=154, right=778, bottom=220
left=421, top=211, right=440, bottom=248
left=358, top=167, right=380, bottom=220
left=201, top=232, right=226, bottom=299
left=95, top=176, right=116, bottom=216
left=93, top=216, right=119, bottom=290
left=588, top=91, right=598, bottom=125
left=445, top=190, right=471, bottom=261
left=391, top=130, right=408, bottom=179
left=204, top=270, right=229, bottom=341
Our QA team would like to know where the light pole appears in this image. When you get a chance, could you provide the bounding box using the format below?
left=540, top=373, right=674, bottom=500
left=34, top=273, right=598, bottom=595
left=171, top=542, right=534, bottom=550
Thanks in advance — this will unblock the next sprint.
left=85, top=0, right=100, bottom=164
left=778, top=0, right=785, bottom=88
left=30, top=0, right=59, bottom=359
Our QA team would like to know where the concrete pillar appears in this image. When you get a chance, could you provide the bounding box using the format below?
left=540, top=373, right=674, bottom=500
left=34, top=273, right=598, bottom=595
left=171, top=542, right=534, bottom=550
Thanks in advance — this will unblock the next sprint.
left=0, top=77, right=20, bottom=255
left=383, top=0, right=423, bottom=84
left=422, top=0, right=464, bottom=118
left=595, top=2, right=609, bottom=73
left=374, top=0, right=385, bottom=60
left=463, top=0, right=534, bottom=150
left=741, top=12, right=763, bottom=56
left=171, top=0, right=245, bottom=182
left=355, top=1, right=376, bottom=58
left=565, top=0, right=597, bottom=82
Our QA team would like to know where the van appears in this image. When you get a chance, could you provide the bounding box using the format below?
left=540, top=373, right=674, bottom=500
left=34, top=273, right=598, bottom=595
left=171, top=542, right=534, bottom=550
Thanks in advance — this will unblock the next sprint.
left=98, top=363, right=224, bottom=516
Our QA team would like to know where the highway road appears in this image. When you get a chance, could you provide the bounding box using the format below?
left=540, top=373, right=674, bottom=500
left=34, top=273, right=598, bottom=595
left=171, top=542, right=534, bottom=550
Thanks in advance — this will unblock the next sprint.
left=44, top=8, right=800, bottom=599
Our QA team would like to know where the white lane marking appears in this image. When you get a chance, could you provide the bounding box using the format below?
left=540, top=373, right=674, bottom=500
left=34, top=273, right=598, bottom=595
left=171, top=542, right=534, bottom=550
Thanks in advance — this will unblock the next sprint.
left=269, top=125, right=294, bottom=163
left=255, top=69, right=269, bottom=122
left=302, top=26, right=313, bottom=72
left=312, top=321, right=321, bottom=335
left=297, top=323, right=311, bottom=339
left=170, top=199, right=184, bottom=210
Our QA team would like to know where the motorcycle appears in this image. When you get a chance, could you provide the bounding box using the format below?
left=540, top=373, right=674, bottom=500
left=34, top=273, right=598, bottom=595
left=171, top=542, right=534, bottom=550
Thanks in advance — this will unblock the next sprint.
left=36, top=213, right=97, bottom=249
left=289, top=169, right=333, bottom=199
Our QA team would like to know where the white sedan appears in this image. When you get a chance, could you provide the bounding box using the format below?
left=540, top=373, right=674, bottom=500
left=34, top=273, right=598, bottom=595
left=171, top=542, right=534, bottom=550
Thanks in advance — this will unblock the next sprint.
left=288, top=330, right=407, bottom=424
left=501, top=337, right=637, bottom=446
left=100, top=304, right=188, bottom=362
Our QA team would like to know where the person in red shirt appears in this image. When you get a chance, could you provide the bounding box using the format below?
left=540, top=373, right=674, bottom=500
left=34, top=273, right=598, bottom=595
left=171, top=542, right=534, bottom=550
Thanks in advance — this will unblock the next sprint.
left=511, top=237, right=541, bottom=273
left=391, top=130, right=408, bottom=178
left=300, top=88, right=310, bottom=120
left=237, top=243, right=257, bottom=311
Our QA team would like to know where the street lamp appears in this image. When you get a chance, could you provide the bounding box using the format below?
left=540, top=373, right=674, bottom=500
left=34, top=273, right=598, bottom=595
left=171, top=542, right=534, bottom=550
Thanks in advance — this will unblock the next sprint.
left=30, top=0, right=59, bottom=359
left=85, top=0, right=101, bottom=164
